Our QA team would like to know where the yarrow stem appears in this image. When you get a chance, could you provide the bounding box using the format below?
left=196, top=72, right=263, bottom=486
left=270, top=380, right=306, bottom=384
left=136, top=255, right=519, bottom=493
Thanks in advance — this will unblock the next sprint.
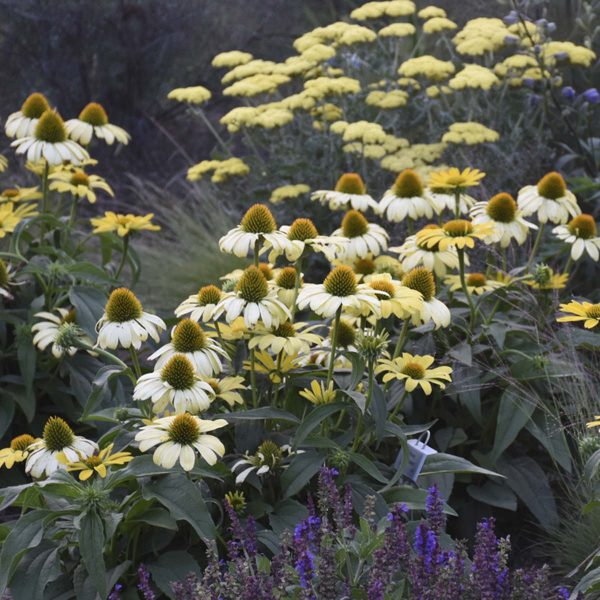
left=326, top=307, right=342, bottom=388
left=526, top=223, right=545, bottom=271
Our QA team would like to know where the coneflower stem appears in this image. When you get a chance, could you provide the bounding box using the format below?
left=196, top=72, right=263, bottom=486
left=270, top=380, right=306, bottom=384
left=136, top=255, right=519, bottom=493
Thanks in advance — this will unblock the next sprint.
left=254, top=239, right=260, bottom=268
left=129, top=347, right=142, bottom=379
left=250, top=348, right=258, bottom=408
left=115, top=236, right=130, bottom=281
left=565, top=255, right=574, bottom=275
left=39, top=161, right=50, bottom=244
left=526, top=223, right=545, bottom=270
left=290, top=257, right=303, bottom=321
left=392, top=319, right=410, bottom=359
left=326, top=307, right=342, bottom=388
left=351, top=356, right=374, bottom=452
left=458, top=248, right=476, bottom=325
left=389, top=389, right=409, bottom=420
left=454, top=190, right=461, bottom=217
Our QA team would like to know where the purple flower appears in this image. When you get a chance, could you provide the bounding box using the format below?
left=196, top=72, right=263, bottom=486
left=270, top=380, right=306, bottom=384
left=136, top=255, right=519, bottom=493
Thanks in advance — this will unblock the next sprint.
left=503, top=11, right=518, bottom=25
left=137, top=564, right=156, bottom=600
left=583, top=88, right=600, bottom=104
left=562, top=86, right=576, bottom=101
left=425, top=485, right=445, bottom=536
left=108, top=583, right=123, bottom=600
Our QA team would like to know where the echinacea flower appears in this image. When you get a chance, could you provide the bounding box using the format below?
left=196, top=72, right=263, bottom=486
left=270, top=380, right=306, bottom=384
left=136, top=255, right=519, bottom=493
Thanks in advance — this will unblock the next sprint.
left=5, top=93, right=50, bottom=139
left=517, top=172, right=580, bottom=224
left=246, top=350, right=302, bottom=383
left=135, top=413, right=227, bottom=471
left=11, top=110, right=89, bottom=166
left=297, top=265, right=381, bottom=318
left=0, top=434, right=37, bottom=469
left=175, top=285, right=223, bottom=323
left=375, top=353, right=452, bottom=394
left=149, top=319, right=227, bottom=376
left=0, top=258, right=19, bottom=300
left=61, top=443, right=133, bottom=480
left=232, top=440, right=293, bottom=484
left=48, top=168, right=114, bottom=203
left=90, top=211, right=160, bottom=236
left=362, top=273, right=423, bottom=319
left=526, top=265, right=568, bottom=290
left=219, top=203, right=287, bottom=258
left=305, top=319, right=357, bottom=369
left=299, top=380, right=337, bottom=405
left=274, top=267, right=302, bottom=308
left=402, top=267, right=451, bottom=328
left=427, top=167, right=484, bottom=215
left=553, top=214, right=600, bottom=260
left=265, top=217, right=347, bottom=262
left=557, top=300, right=600, bottom=329
left=0, top=186, right=42, bottom=204
left=470, top=192, right=537, bottom=247
left=32, top=308, right=89, bottom=358
left=204, top=376, right=246, bottom=407
left=0, top=202, right=38, bottom=237
left=415, top=219, right=495, bottom=251
left=96, top=288, right=166, bottom=350
left=331, top=210, right=389, bottom=260
left=134, top=354, right=215, bottom=414
left=215, top=265, right=290, bottom=329
left=390, top=227, right=461, bottom=277
left=25, top=416, right=97, bottom=479
left=379, top=169, right=435, bottom=222
left=444, top=272, right=504, bottom=295
left=311, top=173, right=379, bottom=213
left=65, top=102, right=130, bottom=145
left=248, top=321, right=322, bottom=355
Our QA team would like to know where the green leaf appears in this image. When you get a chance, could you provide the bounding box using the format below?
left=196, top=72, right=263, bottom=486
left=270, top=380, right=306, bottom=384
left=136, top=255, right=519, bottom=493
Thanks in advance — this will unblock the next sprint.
left=347, top=352, right=366, bottom=390
left=467, top=481, right=517, bottom=511
left=293, top=402, right=345, bottom=448
left=81, top=364, right=128, bottom=419
left=526, top=410, right=571, bottom=473
left=449, top=341, right=472, bottom=366
left=148, top=551, right=203, bottom=599
left=490, top=389, right=535, bottom=462
left=142, top=474, right=215, bottom=539
left=16, top=330, right=36, bottom=422
left=281, top=451, right=324, bottom=498
left=116, top=454, right=225, bottom=483
left=0, top=397, right=15, bottom=439
left=222, top=407, right=299, bottom=423
left=269, top=499, right=309, bottom=536
left=79, top=510, right=107, bottom=598
left=9, top=543, right=61, bottom=600
left=0, top=483, right=34, bottom=512
left=348, top=452, right=388, bottom=484
left=343, top=390, right=366, bottom=414
left=382, top=486, right=457, bottom=515
left=496, top=456, right=558, bottom=531
left=0, top=510, right=50, bottom=594
left=421, top=453, right=503, bottom=479
left=69, top=285, right=107, bottom=337
left=585, top=449, right=600, bottom=482
left=370, top=383, right=387, bottom=441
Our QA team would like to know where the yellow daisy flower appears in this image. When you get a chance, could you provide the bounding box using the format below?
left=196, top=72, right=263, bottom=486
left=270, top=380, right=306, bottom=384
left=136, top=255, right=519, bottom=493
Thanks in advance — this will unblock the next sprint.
left=48, top=168, right=113, bottom=203
left=375, top=353, right=452, bottom=395
left=0, top=202, right=38, bottom=238
left=0, top=434, right=37, bottom=469
left=90, top=211, right=160, bottom=237
left=299, top=380, right=337, bottom=405
left=246, top=350, right=301, bottom=383
left=0, top=186, right=42, bottom=204
left=444, top=272, right=504, bottom=295
left=557, top=300, right=600, bottom=329
left=586, top=416, right=600, bottom=429
left=248, top=321, right=322, bottom=356
left=60, top=443, right=133, bottom=481
left=415, top=219, right=494, bottom=251
left=428, top=167, right=485, bottom=191
left=525, top=267, right=568, bottom=290
left=205, top=376, right=246, bottom=407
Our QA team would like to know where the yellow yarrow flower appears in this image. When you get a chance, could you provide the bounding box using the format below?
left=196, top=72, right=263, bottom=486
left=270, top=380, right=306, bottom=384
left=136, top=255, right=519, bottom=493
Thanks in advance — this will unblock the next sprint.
left=211, top=50, right=253, bottom=69
left=187, top=157, right=250, bottom=183
left=365, top=90, right=409, bottom=109
left=379, top=23, right=416, bottom=38
left=449, top=65, right=499, bottom=90
left=418, top=6, right=446, bottom=19
left=442, top=122, right=500, bottom=145
left=557, top=301, right=600, bottom=329
left=398, top=56, right=455, bottom=81
left=167, top=86, right=212, bottom=105
left=423, top=17, right=457, bottom=34
left=351, top=0, right=415, bottom=20
left=90, top=211, right=160, bottom=237
left=304, top=76, right=361, bottom=98
left=270, top=184, right=310, bottom=204
left=223, top=73, right=290, bottom=97
left=60, top=443, right=133, bottom=480
left=453, top=18, right=510, bottom=56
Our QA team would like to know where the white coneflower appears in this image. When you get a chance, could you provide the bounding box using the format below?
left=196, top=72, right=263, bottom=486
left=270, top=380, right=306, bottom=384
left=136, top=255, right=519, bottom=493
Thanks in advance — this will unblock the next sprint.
left=331, top=210, right=389, bottom=261
left=311, top=173, right=379, bottom=213
left=390, top=227, right=461, bottom=277
left=517, top=172, right=580, bottom=224
left=297, top=265, right=381, bottom=318
left=25, top=417, right=97, bottom=479
left=379, top=169, right=435, bottom=222
left=135, top=413, right=227, bottom=471
left=134, top=354, right=215, bottom=414
left=11, top=110, right=90, bottom=166
left=265, top=217, right=347, bottom=263
left=214, top=266, right=290, bottom=329
left=219, top=203, right=288, bottom=258
left=5, top=93, right=50, bottom=139
left=553, top=214, right=600, bottom=260
left=0, top=258, right=19, bottom=300
left=231, top=440, right=294, bottom=484
left=402, top=267, right=450, bottom=329
left=248, top=321, right=322, bottom=356
left=96, top=288, right=166, bottom=350
left=149, top=319, right=227, bottom=376
left=470, top=192, right=536, bottom=247
left=175, top=285, right=223, bottom=323
left=65, top=102, right=130, bottom=145
left=32, top=308, right=89, bottom=358
left=273, top=267, right=301, bottom=308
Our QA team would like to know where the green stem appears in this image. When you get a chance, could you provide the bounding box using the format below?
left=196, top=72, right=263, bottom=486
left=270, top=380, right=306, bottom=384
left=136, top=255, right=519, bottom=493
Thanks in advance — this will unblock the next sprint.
left=290, top=257, right=303, bottom=321
left=115, top=235, right=130, bottom=281
left=250, top=348, right=258, bottom=408
left=272, top=351, right=283, bottom=407
left=254, top=239, right=260, bottom=268
left=67, top=197, right=78, bottom=231
left=129, top=347, right=142, bottom=379
left=454, top=190, right=461, bottom=217
left=389, top=388, right=409, bottom=421
left=526, top=223, right=545, bottom=271
left=326, top=307, right=342, bottom=388
left=392, top=319, right=410, bottom=360
left=351, top=356, right=374, bottom=453
left=458, top=248, right=476, bottom=326
left=565, top=254, right=574, bottom=275
left=196, top=108, right=230, bottom=154
left=39, top=161, right=50, bottom=244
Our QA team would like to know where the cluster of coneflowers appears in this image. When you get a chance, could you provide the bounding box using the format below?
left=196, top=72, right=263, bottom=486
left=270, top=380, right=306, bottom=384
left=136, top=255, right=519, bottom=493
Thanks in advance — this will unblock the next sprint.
left=0, top=92, right=598, bottom=489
